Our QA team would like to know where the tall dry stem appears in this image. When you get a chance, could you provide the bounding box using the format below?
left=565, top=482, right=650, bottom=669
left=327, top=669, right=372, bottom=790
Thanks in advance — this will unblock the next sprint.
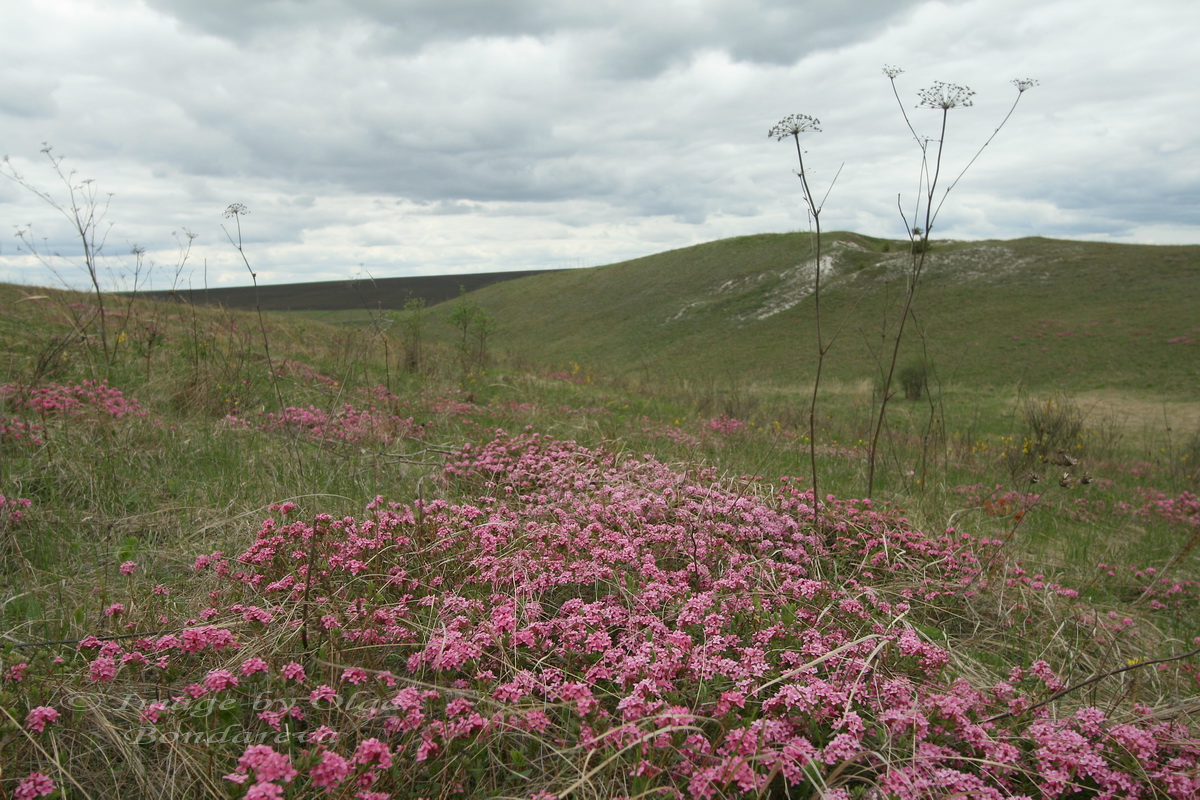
left=866, top=69, right=1037, bottom=496
left=770, top=114, right=838, bottom=527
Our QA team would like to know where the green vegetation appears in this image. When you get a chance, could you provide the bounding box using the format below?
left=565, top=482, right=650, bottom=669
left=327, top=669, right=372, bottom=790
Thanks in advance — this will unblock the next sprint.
left=439, top=232, right=1200, bottom=397
left=1, top=231, right=1199, bottom=797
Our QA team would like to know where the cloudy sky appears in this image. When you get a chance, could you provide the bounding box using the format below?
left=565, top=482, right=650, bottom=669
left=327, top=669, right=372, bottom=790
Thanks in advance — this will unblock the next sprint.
left=2, top=0, right=1197, bottom=290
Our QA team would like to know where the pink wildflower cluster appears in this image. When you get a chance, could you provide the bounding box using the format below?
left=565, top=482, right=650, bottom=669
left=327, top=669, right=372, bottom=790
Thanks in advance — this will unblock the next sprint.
left=1096, top=562, right=1200, bottom=618
left=13, top=772, right=56, bottom=800
left=426, top=392, right=479, bottom=418
left=706, top=414, right=747, bottom=435
left=229, top=403, right=425, bottom=446
left=1133, top=489, right=1199, bottom=528
left=640, top=417, right=703, bottom=448
left=0, top=380, right=148, bottom=420
left=225, top=744, right=298, bottom=798
left=24, top=706, right=60, bottom=734
left=273, top=359, right=340, bottom=388
left=0, top=416, right=43, bottom=447
left=7, top=430, right=1200, bottom=797
left=1, top=494, right=32, bottom=526
left=208, top=432, right=1200, bottom=795
left=1072, top=489, right=1199, bottom=530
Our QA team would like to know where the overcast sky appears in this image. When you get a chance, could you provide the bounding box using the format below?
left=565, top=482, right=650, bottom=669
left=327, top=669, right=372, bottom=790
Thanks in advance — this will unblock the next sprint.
left=2, top=0, right=1197, bottom=290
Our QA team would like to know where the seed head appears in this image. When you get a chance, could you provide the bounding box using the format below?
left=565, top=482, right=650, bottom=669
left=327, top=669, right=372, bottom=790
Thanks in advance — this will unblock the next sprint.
left=1012, top=78, right=1039, bottom=93
left=916, top=82, right=975, bottom=110
left=769, top=114, right=822, bottom=141
left=224, top=203, right=250, bottom=218
left=882, top=65, right=904, bottom=80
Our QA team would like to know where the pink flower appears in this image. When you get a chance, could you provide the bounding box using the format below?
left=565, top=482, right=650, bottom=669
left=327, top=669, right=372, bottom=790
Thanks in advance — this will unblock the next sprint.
left=237, top=744, right=297, bottom=783
left=415, top=737, right=440, bottom=762
left=310, top=684, right=338, bottom=705
left=310, top=749, right=352, bottom=788
left=104, top=603, right=125, bottom=616
left=88, top=656, right=118, bottom=682
left=6, top=662, right=29, bottom=682
left=341, top=667, right=369, bottom=685
left=14, top=772, right=56, bottom=800
left=240, top=657, right=271, bottom=676
left=354, top=737, right=392, bottom=768
left=245, top=781, right=285, bottom=800
left=204, top=668, right=239, bottom=691
left=120, top=560, right=138, bottom=575
left=558, top=682, right=597, bottom=714
left=281, top=661, right=306, bottom=682
left=25, top=706, right=60, bottom=734
left=308, top=725, right=339, bottom=743
left=140, top=701, right=169, bottom=723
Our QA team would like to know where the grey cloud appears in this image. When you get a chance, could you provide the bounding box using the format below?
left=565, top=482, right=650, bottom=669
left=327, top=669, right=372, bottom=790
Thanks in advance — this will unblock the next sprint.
left=0, top=73, right=59, bottom=119
left=2, top=0, right=1198, bottom=290
left=147, top=0, right=933, bottom=74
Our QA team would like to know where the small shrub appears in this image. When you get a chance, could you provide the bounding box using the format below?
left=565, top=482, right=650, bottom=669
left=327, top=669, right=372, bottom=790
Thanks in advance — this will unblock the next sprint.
left=898, top=361, right=928, bottom=401
left=1025, top=392, right=1085, bottom=457
left=449, top=293, right=496, bottom=376
left=1004, top=392, right=1086, bottom=478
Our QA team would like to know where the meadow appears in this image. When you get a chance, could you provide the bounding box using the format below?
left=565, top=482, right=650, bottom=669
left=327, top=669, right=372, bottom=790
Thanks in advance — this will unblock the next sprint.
left=1, top=234, right=1199, bottom=800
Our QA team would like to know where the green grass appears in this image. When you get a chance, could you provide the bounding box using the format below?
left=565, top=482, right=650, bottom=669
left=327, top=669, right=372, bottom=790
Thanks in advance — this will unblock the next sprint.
left=1, top=246, right=1199, bottom=797
left=392, top=232, right=1200, bottom=397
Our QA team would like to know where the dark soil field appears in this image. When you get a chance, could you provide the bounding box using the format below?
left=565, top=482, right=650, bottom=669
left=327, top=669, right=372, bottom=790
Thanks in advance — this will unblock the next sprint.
left=139, top=267, right=562, bottom=311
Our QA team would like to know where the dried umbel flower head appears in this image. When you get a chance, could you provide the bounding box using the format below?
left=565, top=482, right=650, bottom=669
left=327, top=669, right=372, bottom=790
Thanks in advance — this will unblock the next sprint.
left=1012, top=78, right=1039, bottom=93
left=224, top=202, right=250, bottom=218
left=882, top=64, right=904, bottom=79
left=917, top=81, right=976, bottom=110
left=769, top=113, right=822, bottom=141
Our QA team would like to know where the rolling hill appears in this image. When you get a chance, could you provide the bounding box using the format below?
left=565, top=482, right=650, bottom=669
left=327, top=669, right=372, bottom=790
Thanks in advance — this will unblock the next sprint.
left=172, top=231, right=1200, bottom=397
left=450, top=232, right=1200, bottom=397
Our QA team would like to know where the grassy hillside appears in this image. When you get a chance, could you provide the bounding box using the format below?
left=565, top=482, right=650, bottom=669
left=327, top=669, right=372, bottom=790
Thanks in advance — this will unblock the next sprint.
left=186, top=231, right=1199, bottom=397
left=2, top=252, right=1200, bottom=798
left=448, top=232, right=1200, bottom=397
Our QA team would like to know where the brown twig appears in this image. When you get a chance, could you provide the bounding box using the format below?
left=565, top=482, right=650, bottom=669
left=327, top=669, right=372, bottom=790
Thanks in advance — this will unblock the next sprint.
left=983, top=644, right=1200, bottom=724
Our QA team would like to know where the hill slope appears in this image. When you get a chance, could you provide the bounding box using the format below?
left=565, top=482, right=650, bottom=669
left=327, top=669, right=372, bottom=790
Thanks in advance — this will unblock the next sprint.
left=159, top=231, right=1200, bottom=396
left=455, top=232, right=1200, bottom=396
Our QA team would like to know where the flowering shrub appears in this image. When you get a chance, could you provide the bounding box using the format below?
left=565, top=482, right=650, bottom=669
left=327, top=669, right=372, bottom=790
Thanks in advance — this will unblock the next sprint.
left=1, top=494, right=32, bottom=527
left=273, top=359, right=340, bottom=388
left=1096, top=562, right=1200, bottom=618
left=228, top=403, right=425, bottom=446
left=3, top=431, right=1199, bottom=798
left=0, top=380, right=147, bottom=420
left=0, top=416, right=43, bottom=448
left=706, top=414, right=747, bottom=435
